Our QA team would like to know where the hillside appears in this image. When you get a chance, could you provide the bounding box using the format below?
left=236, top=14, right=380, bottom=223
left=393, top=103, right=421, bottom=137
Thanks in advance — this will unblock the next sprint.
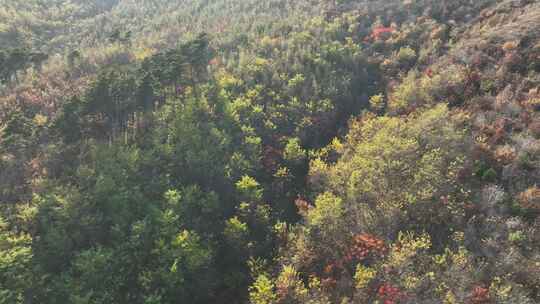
left=0, top=0, right=539, bottom=303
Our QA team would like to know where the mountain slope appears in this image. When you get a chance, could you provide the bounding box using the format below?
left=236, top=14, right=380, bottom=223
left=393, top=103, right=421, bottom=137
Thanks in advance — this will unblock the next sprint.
left=0, top=0, right=539, bottom=303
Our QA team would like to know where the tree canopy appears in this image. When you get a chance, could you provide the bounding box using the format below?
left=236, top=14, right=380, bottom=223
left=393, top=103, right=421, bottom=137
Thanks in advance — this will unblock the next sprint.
left=1, top=0, right=539, bottom=303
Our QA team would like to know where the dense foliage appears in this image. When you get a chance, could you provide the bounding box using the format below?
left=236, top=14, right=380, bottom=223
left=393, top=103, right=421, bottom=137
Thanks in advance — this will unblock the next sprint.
left=1, top=0, right=539, bottom=303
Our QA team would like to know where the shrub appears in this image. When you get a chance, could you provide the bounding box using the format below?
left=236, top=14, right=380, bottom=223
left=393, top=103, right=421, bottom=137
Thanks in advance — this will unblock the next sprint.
left=306, top=192, right=343, bottom=229
left=354, top=264, right=377, bottom=289
left=480, top=79, right=496, bottom=94
left=508, top=231, right=526, bottom=243
left=395, top=46, right=417, bottom=68
left=517, top=186, right=540, bottom=211
left=250, top=275, right=277, bottom=304
left=529, top=121, right=540, bottom=138
left=369, top=93, right=385, bottom=112
left=224, top=217, right=249, bottom=245
left=494, top=145, right=516, bottom=164
left=388, top=70, right=423, bottom=114
left=482, top=168, right=497, bottom=182
left=502, top=41, right=518, bottom=53
left=275, top=265, right=306, bottom=302
left=237, top=175, right=263, bottom=202
left=283, top=137, right=307, bottom=164
left=517, top=150, right=537, bottom=171
left=377, top=283, right=406, bottom=304
left=345, top=233, right=386, bottom=263
left=468, top=285, right=490, bottom=304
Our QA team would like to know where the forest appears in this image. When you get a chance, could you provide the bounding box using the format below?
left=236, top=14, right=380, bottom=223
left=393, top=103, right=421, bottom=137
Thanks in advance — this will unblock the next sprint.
left=0, top=0, right=539, bottom=303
